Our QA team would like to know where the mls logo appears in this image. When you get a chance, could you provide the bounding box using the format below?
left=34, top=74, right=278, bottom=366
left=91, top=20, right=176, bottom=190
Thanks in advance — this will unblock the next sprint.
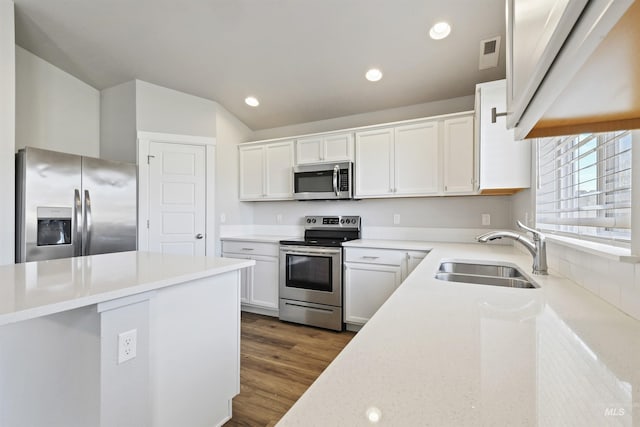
left=604, top=407, right=625, bottom=417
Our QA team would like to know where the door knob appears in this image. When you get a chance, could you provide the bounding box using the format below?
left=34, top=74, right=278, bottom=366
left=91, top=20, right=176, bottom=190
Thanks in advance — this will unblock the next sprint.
left=195, top=233, right=204, bottom=239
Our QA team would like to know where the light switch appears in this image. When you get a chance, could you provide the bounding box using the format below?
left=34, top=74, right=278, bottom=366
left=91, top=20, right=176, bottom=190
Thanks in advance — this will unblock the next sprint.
left=481, top=214, right=491, bottom=226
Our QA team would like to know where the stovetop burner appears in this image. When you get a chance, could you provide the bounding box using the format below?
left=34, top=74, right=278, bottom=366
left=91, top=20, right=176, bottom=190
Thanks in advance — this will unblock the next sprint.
left=279, top=215, right=361, bottom=248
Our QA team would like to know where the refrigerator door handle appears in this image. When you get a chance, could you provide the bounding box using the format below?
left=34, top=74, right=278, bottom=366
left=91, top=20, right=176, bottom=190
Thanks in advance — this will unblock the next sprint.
left=74, top=189, right=82, bottom=257
left=84, top=189, right=92, bottom=256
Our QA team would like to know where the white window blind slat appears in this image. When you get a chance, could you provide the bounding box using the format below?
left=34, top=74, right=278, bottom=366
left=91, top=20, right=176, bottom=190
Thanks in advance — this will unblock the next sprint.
left=535, top=130, right=632, bottom=244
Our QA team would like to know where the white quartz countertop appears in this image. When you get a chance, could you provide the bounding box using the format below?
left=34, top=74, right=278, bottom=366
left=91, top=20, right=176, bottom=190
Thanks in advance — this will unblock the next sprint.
left=0, top=251, right=254, bottom=327
left=278, top=243, right=640, bottom=426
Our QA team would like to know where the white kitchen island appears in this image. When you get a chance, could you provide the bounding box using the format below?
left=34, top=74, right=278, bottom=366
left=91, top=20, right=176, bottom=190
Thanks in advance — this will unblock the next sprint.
left=0, top=251, right=254, bottom=427
left=278, top=242, right=640, bottom=426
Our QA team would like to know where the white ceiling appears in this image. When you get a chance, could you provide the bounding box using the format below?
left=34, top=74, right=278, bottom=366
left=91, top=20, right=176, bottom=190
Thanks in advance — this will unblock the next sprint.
left=13, top=0, right=506, bottom=130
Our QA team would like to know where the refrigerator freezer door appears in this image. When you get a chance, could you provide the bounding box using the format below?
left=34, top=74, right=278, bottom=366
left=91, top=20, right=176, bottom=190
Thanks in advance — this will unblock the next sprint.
left=16, top=148, right=82, bottom=262
left=81, top=157, right=137, bottom=256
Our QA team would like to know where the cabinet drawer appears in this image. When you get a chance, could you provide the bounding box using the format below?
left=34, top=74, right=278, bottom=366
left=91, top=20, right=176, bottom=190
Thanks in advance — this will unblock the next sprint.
left=344, top=248, right=405, bottom=266
left=222, top=241, right=279, bottom=257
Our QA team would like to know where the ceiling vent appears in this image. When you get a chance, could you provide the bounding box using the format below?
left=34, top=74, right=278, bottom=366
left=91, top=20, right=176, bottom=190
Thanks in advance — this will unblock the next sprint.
left=478, top=36, right=501, bottom=70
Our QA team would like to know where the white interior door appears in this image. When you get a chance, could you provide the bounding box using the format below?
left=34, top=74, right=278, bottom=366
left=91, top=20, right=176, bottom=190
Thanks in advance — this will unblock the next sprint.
left=148, top=142, right=206, bottom=256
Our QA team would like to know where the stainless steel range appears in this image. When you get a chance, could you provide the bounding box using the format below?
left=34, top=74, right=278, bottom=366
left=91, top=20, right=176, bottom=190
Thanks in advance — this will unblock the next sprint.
left=279, top=215, right=361, bottom=331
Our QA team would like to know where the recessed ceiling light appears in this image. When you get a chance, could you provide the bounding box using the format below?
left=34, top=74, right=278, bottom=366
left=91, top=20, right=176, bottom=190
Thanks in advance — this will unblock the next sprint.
left=245, top=96, right=260, bottom=107
left=429, top=22, right=451, bottom=40
left=365, top=68, right=383, bottom=82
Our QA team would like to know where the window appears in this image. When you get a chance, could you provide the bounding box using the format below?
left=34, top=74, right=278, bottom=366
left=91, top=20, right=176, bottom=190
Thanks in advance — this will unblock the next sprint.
left=536, top=130, right=632, bottom=245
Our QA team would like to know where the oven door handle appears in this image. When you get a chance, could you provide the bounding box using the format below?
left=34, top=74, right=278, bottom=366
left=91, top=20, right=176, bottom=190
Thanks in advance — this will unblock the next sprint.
left=280, top=246, right=342, bottom=255
left=333, top=164, right=339, bottom=197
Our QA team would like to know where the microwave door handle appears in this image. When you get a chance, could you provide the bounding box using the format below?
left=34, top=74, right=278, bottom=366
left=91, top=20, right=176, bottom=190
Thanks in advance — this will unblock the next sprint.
left=333, top=165, right=339, bottom=196
left=74, top=189, right=82, bottom=256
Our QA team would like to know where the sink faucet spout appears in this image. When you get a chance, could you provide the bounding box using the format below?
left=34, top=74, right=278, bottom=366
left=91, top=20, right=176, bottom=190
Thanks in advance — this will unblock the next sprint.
left=475, top=221, right=548, bottom=275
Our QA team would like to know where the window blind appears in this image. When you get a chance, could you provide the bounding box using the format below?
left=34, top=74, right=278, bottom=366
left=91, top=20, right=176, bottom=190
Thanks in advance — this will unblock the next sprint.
left=536, top=130, right=632, bottom=244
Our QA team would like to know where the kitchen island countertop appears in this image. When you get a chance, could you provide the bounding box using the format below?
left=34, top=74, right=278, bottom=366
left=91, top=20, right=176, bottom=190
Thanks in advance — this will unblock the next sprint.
left=0, top=250, right=254, bottom=326
left=278, top=242, right=640, bottom=426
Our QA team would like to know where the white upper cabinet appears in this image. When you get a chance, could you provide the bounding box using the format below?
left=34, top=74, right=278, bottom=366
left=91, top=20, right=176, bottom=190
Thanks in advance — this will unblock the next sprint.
left=476, top=80, right=530, bottom=194
left=394, top=121, right=439, bottom=196
left=296, top=132, right=353, bottom=165
left=354, top=128, right=394, bottom=197
left=442, top=114, right=475, bottom=195
left=239, top=140, right=294, bottom=201
left=356, top=114, right=473, bottom=198
left=238, top=145, right=265, bottom=200
left=507, top=0, right=633, bottom=139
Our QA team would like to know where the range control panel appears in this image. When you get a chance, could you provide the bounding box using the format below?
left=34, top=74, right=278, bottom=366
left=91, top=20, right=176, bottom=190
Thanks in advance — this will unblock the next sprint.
left=304, top=216, right=361, bottom=229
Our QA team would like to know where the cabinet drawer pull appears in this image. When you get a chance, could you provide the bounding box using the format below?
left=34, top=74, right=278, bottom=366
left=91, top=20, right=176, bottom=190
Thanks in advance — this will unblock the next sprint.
left=241, top=248, right=255, bottom=251
left=361, top=256, right=379, bottom=260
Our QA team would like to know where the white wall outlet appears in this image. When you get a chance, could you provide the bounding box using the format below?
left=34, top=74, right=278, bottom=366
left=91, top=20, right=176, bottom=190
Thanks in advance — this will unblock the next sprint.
left=118, top=329, right=137, bottom=364
left=220, top=213, right=226, bottom=224
left=393, top=214, right=400, bottom=225
left=481, top=214, right=491, bottom=226
left=276, top=214, right=283, bottom=224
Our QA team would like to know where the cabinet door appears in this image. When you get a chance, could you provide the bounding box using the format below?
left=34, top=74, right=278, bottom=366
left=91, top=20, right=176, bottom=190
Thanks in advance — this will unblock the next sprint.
left=404, top=251, right=428, bottom=280
left=323, top=133, right=354, bottom=162
left=344, top=262, right=402, bottom=325
left=222, top=253, right=251, bottom=303
left=249, top=255, right=279, bottom=309
left=265, top=141, right=294, bottom=199
left=354, top=128, right=394, bottom=197
left=394, top=121, right=439, bottom=196
left=295, top=137, right=323, bottom=164
left=507, top=0, right=587, bottom=128
left=477, top=80, right=530, bottom=192
left=239, top=145, right=265, bottom=200
left=443, top=115, right=475, bottom=194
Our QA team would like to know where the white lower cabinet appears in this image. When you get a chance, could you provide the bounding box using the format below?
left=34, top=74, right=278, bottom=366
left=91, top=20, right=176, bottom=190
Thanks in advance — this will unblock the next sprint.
left=222, top=240, right=279, bottom=315
left=344, top=262, right=402, bottom=325
left=344, top=247, right=428, bottom=326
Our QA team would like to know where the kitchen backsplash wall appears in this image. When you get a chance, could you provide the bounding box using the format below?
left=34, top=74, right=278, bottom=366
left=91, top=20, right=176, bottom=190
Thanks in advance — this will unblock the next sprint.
left=250, top=195, right=513, bottom=230
left=547, top=243, right=640, bottom=321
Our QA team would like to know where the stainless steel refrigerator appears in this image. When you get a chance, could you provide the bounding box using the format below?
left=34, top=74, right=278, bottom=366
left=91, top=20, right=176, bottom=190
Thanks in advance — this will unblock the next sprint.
left=16, top=147, right=137, bottom=263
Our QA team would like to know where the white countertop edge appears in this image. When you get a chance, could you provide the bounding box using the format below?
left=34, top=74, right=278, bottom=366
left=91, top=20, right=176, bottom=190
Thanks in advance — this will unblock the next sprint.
left=342, top=239, right=434, bottom=251
left=0, top=257, right=254, bottom=327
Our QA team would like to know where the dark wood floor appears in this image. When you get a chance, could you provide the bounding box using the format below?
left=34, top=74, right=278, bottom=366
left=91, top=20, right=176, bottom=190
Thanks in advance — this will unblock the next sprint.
left=224, top=312, right=355, bottom=427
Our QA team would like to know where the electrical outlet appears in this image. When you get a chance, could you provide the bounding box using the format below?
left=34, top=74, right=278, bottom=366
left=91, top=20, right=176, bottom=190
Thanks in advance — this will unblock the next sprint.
left=220, top=213, right=226, bottom=224
left=118, top=329, right=137, bottom=364
left=276, top=214, right=283, bottom=224
left=393, top=214, right=400, bottom=225
left=481, top=214, right=491, bottom=226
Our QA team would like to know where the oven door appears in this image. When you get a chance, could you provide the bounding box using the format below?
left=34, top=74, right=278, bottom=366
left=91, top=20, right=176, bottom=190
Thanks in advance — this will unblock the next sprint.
left=279, top=245, right=342, bottom=307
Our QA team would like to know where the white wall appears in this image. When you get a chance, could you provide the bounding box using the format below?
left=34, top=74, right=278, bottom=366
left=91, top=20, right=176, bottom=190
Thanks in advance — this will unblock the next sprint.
left=15, top=46, right=100, bottom=157
left=136, top=80, right=217, bottom=138
left=250, top=95, right=475, bottom=141
left=0, top=0, right=14, bottom=265
left=100, top=80, right=137, bottom=163
left=214, top=105, right=253, bottom=254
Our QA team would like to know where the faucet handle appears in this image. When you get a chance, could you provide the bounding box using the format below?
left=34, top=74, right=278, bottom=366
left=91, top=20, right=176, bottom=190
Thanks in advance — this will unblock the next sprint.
left=517, top=220, right=543, bottom=240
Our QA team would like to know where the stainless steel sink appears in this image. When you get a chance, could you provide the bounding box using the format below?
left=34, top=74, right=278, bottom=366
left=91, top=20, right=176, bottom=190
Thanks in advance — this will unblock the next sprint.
left=435, top=261, right=539, bottom=289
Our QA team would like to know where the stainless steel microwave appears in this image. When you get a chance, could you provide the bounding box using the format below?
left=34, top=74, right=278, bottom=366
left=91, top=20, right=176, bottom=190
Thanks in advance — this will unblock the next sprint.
left=293, top=162, right=354, bottom=200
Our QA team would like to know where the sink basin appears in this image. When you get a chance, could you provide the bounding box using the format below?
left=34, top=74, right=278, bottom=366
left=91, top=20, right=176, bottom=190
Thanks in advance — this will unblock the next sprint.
left=435, top=261, right=539, bottom=289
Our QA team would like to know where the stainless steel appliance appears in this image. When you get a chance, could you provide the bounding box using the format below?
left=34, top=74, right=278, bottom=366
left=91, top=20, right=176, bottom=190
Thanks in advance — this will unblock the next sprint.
left=293, top=162, right=354, bottom=200
left=16, top=147, right=137, bottom=263
left=279, top=215, right=361, bottom=331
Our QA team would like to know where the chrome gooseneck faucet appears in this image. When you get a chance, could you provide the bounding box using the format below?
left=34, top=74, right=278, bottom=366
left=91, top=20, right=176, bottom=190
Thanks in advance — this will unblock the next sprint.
left=476, top=221, right=548, bottom=275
